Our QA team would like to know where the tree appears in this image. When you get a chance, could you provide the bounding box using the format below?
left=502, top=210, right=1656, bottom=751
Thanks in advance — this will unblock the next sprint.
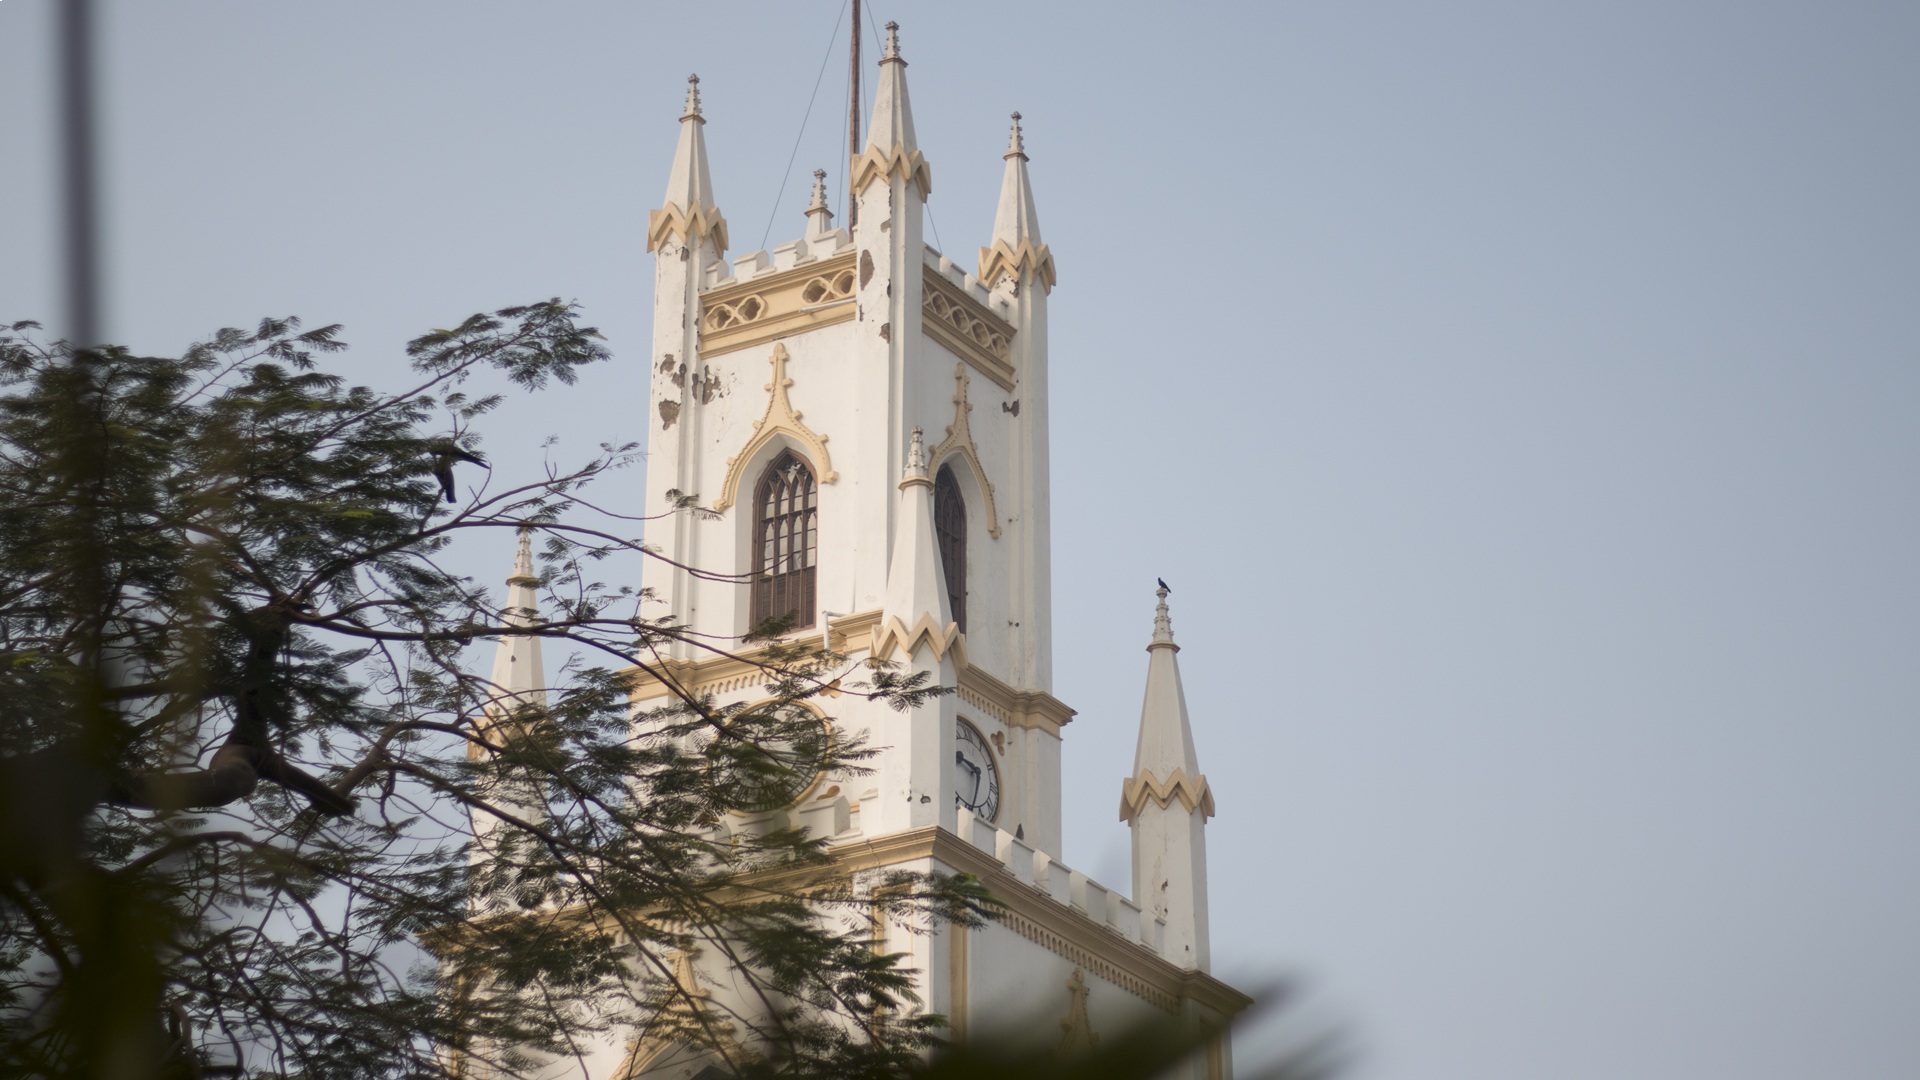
left=0, top=306, right=991, bottom=1079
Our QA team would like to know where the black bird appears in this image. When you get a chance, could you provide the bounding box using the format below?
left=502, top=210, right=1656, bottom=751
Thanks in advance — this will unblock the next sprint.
left=430, top=445, right=489, bottom=503
left=1157, top=577, right=1170, bottom=592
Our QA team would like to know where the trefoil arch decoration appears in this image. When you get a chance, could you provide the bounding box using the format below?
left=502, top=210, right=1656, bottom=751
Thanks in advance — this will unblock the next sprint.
left=929, top=363, right=1002, bottom=540
left=714, top=343, right=837, bottom=513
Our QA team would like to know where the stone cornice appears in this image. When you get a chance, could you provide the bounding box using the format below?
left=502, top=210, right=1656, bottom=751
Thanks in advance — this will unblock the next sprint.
left=621, top=610, right=885, bottom=703
left=954, top=664, right=1076, bottom=737
left=1119, top=767, right=1216, bottom=823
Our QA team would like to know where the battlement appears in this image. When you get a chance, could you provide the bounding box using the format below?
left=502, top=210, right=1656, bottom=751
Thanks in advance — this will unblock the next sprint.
left=953, top=806, right=1168, bottom=957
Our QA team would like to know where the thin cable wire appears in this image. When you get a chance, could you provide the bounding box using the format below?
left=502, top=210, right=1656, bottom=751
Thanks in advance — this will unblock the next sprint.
left=759, top=0, right=850, bottom=252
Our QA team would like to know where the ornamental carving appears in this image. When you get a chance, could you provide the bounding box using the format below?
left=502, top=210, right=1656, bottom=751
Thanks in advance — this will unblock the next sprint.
left=921, top=269, right=1017, bottom=391
left=979, top=236, right=1057, bottom=293
left=929, top=364, right=1002, bottom=539
left=1118, top=767, right=1216, bottom=823
left=714, top=344, right=837, bottom=513
left=850, top=143, right=932, bottom=201
left=698, top=251, right=857, bottom=358
left=645, top=202, right=729, bottom=255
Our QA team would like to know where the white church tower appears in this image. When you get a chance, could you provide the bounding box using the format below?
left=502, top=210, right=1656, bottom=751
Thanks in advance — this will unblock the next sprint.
left=613, top=24, right=1246, bottom=1078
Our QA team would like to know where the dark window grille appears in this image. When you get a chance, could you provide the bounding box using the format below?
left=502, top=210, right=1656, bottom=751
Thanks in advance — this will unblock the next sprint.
left=751, top=450, right=818, bottom=630
left=934, top=464, right=967, bottom=633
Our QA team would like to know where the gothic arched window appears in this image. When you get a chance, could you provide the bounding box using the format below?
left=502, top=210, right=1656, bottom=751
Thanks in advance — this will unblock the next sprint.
left=751, top=450, right=817, bottom=630
left=934, top=464, right=967, bottom=633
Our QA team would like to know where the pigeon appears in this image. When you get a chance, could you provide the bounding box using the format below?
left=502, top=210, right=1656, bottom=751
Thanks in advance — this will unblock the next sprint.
left=430, top=445, right=489, bottom=503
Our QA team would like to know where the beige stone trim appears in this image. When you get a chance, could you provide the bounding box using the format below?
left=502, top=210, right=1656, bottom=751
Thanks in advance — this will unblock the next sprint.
left=851, top=144, right=932, bottom=201
left=1119, top=767, right=1216, bottom=823
left=922, top=268, right=1017, bottom=391
left=622, top=611, right=884, bottom=703
left=830, top=828, right=1254, bottom=1019
left=870, top=615, right=967, bottom=668
left=647, top=202, right=730, bottom=255
left=955, top=664, right=1076, bottom=737
left=713, top=344, right=837, bottom=513
left=978, top=237, right=1056, bottom=293
left=929, top=364, right=1003, bottom=540
left=698, top=252, right=857, bottom=358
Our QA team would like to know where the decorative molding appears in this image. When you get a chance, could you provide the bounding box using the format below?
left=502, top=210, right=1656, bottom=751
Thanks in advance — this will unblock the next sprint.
left=929, top=364, right=1003, bottom=540
left=922, top=268, right=1017, bottom=391
left=956, top=664, right=1076, bottom=738
left=713, top=344, right=837, bottom=513
left=851, top=143, right=932, bottom=201
left=1059, top=967, right=1099, bottom=1053
left=978, top=237, right=1056, bottom=293
left=1119, top=767, right=1216, bottom=823
left=646, top=202, right=730, bottom=255
left=698, top=252, right=857, bottom=358
left=620, top=611, right=885, bottom=704
left=870, top=613, right=967, bottom=668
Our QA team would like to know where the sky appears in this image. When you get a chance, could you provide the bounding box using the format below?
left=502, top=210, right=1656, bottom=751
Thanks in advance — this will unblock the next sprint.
left=3, top=2, right=1918, bottom=1078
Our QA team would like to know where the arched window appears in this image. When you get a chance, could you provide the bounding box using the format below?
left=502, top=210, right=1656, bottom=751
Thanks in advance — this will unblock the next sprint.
left=752, top=450, right=817, bottom=630
left=934, top=464, right=967, bottom=633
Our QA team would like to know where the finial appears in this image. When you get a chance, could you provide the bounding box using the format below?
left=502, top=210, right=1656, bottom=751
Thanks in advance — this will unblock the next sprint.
left=882, top=21, right=902, bottom=62
left=907, top=426, right=927, bottom=472
left=509, top=527, right=539, bottom=586
left=1006, top=112, right=1026, bottom=160
left=681, top=74, right=703, bottom=120
left=1151, top=584, right=1175, bottom=647
left=807, top=168, right=829, bottom=212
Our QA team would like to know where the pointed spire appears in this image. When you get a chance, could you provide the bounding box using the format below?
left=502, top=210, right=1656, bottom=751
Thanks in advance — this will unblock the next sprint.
left=1122, top=585, right=1213, bottom=971
left=1127, top=586, right=1204, bottom=790
left=979, top=112, right=1056, bottom=292
left=648, top=73, right=729, bottom=255
left=804, top=167, right=836, bottom=240
left=852, top=21, right=932, bottom=200
left=875, top=428, right=960, bottom=664
left=487, top=529, right=548, bottom=715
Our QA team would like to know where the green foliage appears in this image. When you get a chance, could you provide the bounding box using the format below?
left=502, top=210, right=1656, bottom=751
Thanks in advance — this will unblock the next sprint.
left=0, top=307, right=995, bottom=1079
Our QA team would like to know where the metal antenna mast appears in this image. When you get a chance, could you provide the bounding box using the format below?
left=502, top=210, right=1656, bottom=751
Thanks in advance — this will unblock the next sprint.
left=846, top=0, right=861, bottom=232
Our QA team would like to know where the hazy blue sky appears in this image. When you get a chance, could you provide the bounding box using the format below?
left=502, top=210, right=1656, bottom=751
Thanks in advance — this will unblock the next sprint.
left=3, top=2, right=1916, bottom=1078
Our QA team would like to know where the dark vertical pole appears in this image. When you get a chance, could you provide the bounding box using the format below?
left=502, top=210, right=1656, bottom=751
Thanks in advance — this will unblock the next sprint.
left=60, top=0, right=100, bottom=351
left=847, top=0, right=861, bottom=233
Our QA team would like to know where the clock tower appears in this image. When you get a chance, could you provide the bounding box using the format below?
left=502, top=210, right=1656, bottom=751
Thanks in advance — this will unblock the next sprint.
left=615, top=25, right=1246, bottom=1078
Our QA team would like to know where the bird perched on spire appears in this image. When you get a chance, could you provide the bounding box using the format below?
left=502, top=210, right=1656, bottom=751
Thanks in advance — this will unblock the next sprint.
left=1157, top=577, right=1171, bottom=593
left=428, top=442, right=488, bottom=504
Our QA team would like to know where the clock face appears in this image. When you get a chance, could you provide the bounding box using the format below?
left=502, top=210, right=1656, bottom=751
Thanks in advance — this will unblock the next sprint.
left=710, top=705, right=831, bottom=814
left=954, top=718, right=1001, bottom=824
